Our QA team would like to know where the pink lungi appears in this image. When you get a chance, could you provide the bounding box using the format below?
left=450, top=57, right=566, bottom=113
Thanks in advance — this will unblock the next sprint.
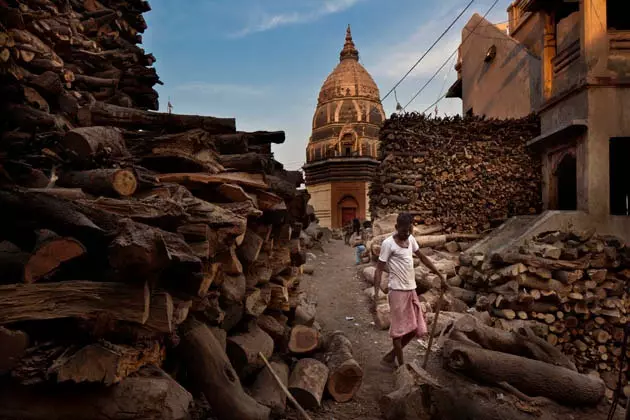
left=388, top=290, right=427, bottom=339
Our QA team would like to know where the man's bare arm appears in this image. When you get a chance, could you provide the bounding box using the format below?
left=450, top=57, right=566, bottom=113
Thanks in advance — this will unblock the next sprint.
left=415, top=249, right=449, bottom=289
left=374, top=261, right=386, bottom=299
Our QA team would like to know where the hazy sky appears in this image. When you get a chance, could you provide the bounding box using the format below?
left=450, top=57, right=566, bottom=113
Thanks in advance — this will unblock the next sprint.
left=143, top=0, right=510, bottom=170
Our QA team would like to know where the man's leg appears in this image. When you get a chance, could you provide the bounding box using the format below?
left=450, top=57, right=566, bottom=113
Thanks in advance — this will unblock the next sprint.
left=383, top=331, right=417, bottom=364
left=393, top=337, right=404, bottom=366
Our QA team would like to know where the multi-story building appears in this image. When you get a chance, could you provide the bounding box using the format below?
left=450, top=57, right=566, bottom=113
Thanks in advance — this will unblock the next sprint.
left=448, top=0, right=630, bottom=238
left=303, top=26, right=386, bottom=229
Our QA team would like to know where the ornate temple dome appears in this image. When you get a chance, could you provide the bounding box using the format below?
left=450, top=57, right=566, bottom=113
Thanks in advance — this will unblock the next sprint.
left=306, top=25, right=385, bottom=163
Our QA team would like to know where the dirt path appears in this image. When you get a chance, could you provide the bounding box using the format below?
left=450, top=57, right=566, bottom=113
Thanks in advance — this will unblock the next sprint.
left=290, top=238, right=423, bottom=420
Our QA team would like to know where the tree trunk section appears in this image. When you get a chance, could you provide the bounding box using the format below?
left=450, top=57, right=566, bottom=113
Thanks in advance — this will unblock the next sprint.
left=250, top=360, right=289, bottom=416
left=324, top=331, right=363, bottom=402
left=61, top=126, right=128, bottom=161
left=24, top=230, right=86, bottom=283
left=288, top=325, right=320, bottom=354
left=237, top=229, right=263, bottom=265
left=443, top=340, right=605, bottom=406
left=57, top=169, right=137, bottom=197
left=288, top=358, right=329, bottom=409
left=226, top=325, right=274, bottom=378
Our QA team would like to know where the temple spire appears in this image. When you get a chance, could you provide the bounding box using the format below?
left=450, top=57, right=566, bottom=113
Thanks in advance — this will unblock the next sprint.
left=340, top=24, right=359, bottom=61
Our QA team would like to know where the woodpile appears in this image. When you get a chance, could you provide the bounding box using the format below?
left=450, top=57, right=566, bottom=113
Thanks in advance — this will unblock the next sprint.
left=0, top=2, right=361, bottom=418
left=458, top=229, right=630, bottom=399
left=370, top=113, right=542, bottom=233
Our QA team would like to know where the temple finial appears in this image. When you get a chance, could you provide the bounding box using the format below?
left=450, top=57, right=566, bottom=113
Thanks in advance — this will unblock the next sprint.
left=340, top=24, right=359, bottom=61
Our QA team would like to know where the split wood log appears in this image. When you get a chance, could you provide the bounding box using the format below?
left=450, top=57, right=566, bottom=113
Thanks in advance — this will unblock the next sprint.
left=288, top=358, right=329, bottom=410
left=226, top=324, right=274, bottom=378
left=323, top=331, right=363, bottom=402
left=244, top=287, right=270, bottom=317
left=251, top=360, right=290, bottom=416
left=209, top=326, right=228, bottom=352
left=49, top=341, right=163, bottom=385
left=57, top=169, right=137, bottom=197
left=268, top=284, right=290, bottom=311
left=0, top=367, right=193, bottom=420
left=179, top=319, right=270, bottom=420
left=256, top=314, right=287, bottom=348
left=491, top=252, right=590, bottom=271
left=0, top=281, right=149, bottom=325
left=289, top=325, right=320, bottom=354
left=156, top=172, right=268, bottom=190
left=144, top=292, right=173, bottom=333
left=221, top=274, right=246, bottom=303
left=379, top=361, right=440, bottom=420
left=217, top=247, right=243, bottom=275
left=60, top=126, right=127, bottom=161
left=294, top=299, right=316, bottom=327
left=24, top=230, right=86, bottom=283
left=443, top=340, right=605, bottom=406
left=237, top=229, right=263, bottom=265
left=247, top=263, right=273, bottom=287
left=0, top=326, right=29, bottom=374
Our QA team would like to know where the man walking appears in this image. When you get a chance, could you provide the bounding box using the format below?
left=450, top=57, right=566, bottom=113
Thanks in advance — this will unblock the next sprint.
left=374, top=213, right=448, bottom=367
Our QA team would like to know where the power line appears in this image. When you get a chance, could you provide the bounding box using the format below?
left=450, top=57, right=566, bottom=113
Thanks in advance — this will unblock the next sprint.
left=379, top=0, right=475, bottom=104
left=402, top=0, right=502, bottom=110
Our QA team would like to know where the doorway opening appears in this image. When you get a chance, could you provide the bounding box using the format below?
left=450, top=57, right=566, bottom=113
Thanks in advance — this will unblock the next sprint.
left=610, top=138, right=630, bottom=215
left=554, top=153, right=577, bottom=210
left=338, top=195, right=360, bottom=228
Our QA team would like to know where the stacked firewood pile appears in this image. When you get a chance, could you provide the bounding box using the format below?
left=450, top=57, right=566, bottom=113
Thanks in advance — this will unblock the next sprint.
left=370, top=113, right=542, bottom=233
left=459, top=229, right=630, bottom=398
left=1, top=0, right=160, bottom=114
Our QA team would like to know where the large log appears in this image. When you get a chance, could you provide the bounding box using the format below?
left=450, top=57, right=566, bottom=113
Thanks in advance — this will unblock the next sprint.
left=288, top=358, right=329, bottom=409
left=60, top=126, right=128, bottom=161
left=244, top=287, right=270, bottom=317
left=57, top=169, right=138, bottom=197
left=0, top=281, right=149, bottom=325
left=323, top=331, right=363, bottom=402
left=256, top=314, right=286, bottom=349
left=250, top=360, right=289, bottom=416
left=443, top=340, right=605, bottom=406
left=0, top=367, right=193, bottom=420
left=226, top=325, right=274, bottom=378
left=212, top=131, right=285, bottom=154
left=179, top=320, right=270, bottom=420
left=446, top=314, right=576, bottom=371
left=379, top=361, right=439, bottom=420
left=77, top=101, right=236, bottom=134
left=49, top=341, right=164, bottom=385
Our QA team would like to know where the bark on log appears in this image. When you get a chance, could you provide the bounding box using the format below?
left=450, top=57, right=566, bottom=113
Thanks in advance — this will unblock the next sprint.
left=220, top=274, right=246, bottom=303
left=244, top=287, right=270, bottom=317
left=0, top=281, right=149, bottom=325
left=144, top=292, right=173, bottom=333
left=323, top=331, right=363, bottom=402
left=251, top=360, right=289, bottom=416
left=179, top=320, right=270, bottom=420
left=225, top=324, right=274, bottom=378
left=288, top=325, right=320, bottom=354
left=294, top=299, right=316, bottom=327
left=49, top=341, right=163, bottom=385
left=288, top=358, right=329, bottom=410
left=0, top=367, right=193, bottom=420
left=443, top=340, right=605, bottom=406
left=256, top=314, right=286, bottom=349
left=57, top=169, right=137, bottom=197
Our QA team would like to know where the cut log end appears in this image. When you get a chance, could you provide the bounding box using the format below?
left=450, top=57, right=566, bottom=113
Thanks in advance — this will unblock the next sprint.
left=327, top=359, right=363, bottom=403
left=112, top=169, right=138, bottom=196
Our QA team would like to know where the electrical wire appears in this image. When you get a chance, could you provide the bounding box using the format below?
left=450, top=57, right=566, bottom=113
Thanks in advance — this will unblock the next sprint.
left=379, top=0, right=475, bottom=104
left=402, top=0, right=502, bottom=110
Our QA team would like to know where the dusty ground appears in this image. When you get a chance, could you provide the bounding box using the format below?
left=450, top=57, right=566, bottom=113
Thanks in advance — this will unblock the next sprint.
left=286, top=238, right=425, bottom=420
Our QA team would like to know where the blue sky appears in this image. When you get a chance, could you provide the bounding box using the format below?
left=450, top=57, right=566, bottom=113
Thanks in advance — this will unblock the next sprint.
left=143, top=0, right=511, bottom=170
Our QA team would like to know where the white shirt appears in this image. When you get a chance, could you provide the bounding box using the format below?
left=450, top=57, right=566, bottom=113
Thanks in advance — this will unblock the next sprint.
left=379, top=235, right=419, bottom=291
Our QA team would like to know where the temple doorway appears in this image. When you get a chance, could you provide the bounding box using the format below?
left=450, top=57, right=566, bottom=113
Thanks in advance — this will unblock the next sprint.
left=554, top=153, right=577, bottom=211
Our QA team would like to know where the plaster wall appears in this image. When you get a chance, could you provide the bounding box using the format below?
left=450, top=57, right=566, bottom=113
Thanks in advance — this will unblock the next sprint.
left=306, top=183, right=332, bottom=228
left=460, top=14, right=542, bottom=118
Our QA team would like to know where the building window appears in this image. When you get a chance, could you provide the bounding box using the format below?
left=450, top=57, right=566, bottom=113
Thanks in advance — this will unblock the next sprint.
left=314, top=147, right=322, bottom=160
left=610, top=138, right=630, bottom=215
left=608, top=1, right=630, bottom=31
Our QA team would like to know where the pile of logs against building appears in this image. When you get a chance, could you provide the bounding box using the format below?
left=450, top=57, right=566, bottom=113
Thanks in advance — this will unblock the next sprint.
left=459, top=229, right=630, bottom=399
left=370, top=113, right=542, bottom=233
left=0, top=1, right=364, bottom=419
